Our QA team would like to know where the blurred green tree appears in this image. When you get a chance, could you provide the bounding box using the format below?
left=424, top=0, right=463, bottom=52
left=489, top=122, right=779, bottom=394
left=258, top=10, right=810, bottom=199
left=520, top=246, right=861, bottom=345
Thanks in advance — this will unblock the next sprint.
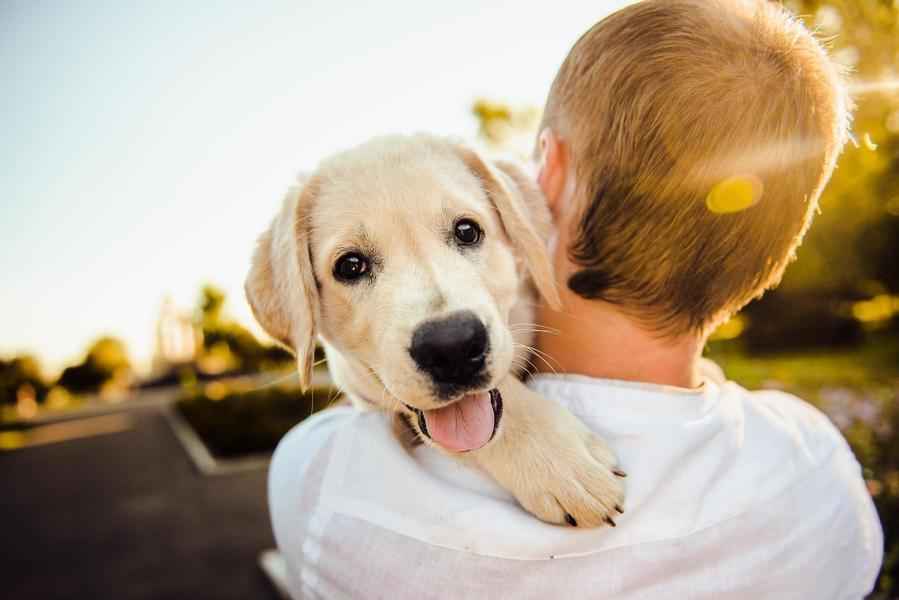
left=0, top=355, right=48, bottom=404
left=197, top=284, right=292, bottom=373
left=738, top=0, right=899, bottom=348
left=472, top=98, right=541, bottom=157
left=57, top=337, right=132, bottom=394
left=200, top=284, right=226, bottom=324
left=779, top=0, right=899, bottom=298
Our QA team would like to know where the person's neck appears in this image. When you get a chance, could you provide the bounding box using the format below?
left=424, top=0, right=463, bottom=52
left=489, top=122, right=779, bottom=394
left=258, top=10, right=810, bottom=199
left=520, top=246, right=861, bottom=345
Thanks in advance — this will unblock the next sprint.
left=534, top=293, right=706, bottom=389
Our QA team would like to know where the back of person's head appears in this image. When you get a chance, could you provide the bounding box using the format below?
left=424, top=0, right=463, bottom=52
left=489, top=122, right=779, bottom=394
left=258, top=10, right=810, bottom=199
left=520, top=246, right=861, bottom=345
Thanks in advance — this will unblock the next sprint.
left=541, top=0, right=851, bottom=334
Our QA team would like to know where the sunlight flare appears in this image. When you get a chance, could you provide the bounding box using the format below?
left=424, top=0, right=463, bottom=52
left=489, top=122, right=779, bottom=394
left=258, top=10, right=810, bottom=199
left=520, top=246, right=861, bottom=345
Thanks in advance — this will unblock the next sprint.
left=698, top=137, right=825, bottom=187
left=850, top=79, right=899, bottom=96
left=706, top=175, right=764, bottom=214
left=863, top=133, right=878, bottom=151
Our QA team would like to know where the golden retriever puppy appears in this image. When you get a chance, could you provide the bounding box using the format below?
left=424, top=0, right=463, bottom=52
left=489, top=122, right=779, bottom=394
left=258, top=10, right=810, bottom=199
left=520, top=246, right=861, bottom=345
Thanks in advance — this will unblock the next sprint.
left=246, top=134, right=625, bottom=527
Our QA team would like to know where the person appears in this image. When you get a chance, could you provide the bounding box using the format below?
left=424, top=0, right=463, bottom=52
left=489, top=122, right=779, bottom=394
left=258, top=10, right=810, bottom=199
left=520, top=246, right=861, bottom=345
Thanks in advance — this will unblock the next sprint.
left=268, top=1, right=883, bottom=597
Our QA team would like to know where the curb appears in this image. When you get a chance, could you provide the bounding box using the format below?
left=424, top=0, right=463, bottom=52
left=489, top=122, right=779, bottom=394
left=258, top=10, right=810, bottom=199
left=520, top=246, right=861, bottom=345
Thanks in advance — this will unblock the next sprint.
left=258, top=549, right=291, bottom=600
left=164, top=406, right=271, bottom=476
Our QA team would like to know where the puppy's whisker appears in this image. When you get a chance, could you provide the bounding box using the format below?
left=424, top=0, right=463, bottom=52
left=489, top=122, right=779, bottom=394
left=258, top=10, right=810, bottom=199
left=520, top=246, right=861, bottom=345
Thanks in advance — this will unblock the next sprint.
left=511, top=328, right=561, bottom=338
left=378, top=383, right=404, bottom=415
left=510, top=357, right=529, bottom=372
left=245, top=368, right=299, bottom=392
left=325, top=385, right=342, bottom=409
left=530, top=347, right=562, bottom=375
left=510, top=322, right=561, bottom=336
left=515, top=342, right=561, bottom=375
left=511, top=350, right=540, bottom=375
left=244, top=354, right=328, bottom=394
left=510, top=320, right=557, bottom=329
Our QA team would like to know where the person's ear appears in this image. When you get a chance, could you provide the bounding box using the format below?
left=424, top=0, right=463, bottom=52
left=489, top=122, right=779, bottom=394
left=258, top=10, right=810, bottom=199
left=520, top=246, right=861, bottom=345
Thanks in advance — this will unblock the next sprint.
left=245, top=177, right=321, bottom=390
left=536, top=128, right=570, bottom=219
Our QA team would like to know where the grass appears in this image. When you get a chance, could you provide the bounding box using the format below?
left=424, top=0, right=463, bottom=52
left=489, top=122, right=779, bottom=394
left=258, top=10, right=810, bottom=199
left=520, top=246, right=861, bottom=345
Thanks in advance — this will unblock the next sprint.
left=706, top=333, right=899, bottom=393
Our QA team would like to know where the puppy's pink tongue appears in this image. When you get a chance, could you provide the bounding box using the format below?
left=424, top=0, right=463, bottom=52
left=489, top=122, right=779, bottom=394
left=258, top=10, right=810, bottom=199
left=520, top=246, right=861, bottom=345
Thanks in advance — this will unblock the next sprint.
left=424, top=392, right=494, bottom=452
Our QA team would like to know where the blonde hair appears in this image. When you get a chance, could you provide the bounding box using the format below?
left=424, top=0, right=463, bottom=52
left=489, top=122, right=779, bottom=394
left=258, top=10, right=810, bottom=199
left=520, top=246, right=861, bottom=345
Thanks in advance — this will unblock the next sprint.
left=542, top=0, right=851, bottom=333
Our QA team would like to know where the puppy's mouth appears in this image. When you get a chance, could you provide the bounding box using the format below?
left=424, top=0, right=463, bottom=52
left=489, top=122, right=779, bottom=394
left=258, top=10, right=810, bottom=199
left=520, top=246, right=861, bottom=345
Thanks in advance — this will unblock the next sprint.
left=405, top=388, right=503, bottom=453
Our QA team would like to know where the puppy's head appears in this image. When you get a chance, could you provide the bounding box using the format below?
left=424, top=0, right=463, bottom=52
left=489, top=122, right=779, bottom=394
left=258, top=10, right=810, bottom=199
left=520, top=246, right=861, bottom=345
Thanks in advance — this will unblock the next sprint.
left=246, top=135, right=559, bottom=451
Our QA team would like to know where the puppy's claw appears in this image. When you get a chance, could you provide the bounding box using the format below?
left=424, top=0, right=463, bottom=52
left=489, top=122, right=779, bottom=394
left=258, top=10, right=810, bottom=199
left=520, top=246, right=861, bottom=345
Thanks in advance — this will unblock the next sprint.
left=615, top=504, right=624, bottom=514
left=605, top=516, right=617, bottom=527
left=613, top=469, right=627, bottom=478
left=480, top=380, right=627, bottom=529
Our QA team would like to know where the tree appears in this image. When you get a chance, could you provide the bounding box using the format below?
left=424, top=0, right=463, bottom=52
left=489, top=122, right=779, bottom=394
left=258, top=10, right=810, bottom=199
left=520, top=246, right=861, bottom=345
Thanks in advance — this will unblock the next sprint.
left=738, top=1, right=899, bottom=347
left=57, top=336, right=132, bottom=394
left=196, top=284, right=293, bottom=373
left=471, top=98, right=541, bottom=158
left=0, top=355, right=47, bottom=405
left=776, top=0, right=899, bottom=296
left=200, top=284, right=226, bottom=325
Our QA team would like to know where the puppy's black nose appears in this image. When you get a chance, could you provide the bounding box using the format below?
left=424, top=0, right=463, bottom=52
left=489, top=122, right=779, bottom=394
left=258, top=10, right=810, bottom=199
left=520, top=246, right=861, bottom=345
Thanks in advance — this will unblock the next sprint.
left=409, top=310, right=488, bottom=387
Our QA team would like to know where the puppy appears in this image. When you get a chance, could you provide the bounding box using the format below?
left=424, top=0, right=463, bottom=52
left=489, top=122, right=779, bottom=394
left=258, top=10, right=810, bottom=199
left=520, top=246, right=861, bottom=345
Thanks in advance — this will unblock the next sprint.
left=246, top=134, right=625, bottom=527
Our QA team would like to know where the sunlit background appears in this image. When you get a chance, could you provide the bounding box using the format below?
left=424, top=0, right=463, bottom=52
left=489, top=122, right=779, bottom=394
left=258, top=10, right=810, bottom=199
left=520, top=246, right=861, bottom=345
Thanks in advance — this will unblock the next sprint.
left=1, top=0, right=628, bottom=375
left=2, top=1, right=898, bottom=598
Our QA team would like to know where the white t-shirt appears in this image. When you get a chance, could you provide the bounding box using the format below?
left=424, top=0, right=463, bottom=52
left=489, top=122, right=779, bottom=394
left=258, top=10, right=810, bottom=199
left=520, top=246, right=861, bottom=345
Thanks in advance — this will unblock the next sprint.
left=269, top=369, right=883, bottom=599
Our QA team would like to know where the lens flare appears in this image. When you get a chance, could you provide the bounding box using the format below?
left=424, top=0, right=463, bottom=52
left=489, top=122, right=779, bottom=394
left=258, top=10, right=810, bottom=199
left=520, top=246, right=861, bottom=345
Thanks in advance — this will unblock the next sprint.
left=697, top=137, right=825, bottom=187
left=706, top=175, right=764, bottom=214
left=849, top=79, right=899, bottom=96
left=863, top=133, right=878, bottom=151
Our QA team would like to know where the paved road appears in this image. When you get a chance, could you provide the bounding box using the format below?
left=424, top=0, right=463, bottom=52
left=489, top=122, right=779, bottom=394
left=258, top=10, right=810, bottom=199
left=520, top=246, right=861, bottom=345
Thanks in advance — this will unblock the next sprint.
left=1, top=405, right=281, bottom=600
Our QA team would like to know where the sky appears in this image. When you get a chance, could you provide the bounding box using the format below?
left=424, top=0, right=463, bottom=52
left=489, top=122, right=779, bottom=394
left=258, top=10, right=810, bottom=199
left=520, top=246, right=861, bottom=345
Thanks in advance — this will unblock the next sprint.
left=1, top=0, right=629, bottom=375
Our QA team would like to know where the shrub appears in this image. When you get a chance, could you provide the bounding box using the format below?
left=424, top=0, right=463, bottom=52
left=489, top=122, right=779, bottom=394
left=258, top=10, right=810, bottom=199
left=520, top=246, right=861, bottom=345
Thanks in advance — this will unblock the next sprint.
left=176, top=385, right=338, bottom=457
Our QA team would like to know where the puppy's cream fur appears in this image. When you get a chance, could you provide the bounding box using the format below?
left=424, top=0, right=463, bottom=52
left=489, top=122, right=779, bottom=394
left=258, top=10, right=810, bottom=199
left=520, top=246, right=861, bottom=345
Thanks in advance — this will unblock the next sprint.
left=247, top=134, right=624, bottom=527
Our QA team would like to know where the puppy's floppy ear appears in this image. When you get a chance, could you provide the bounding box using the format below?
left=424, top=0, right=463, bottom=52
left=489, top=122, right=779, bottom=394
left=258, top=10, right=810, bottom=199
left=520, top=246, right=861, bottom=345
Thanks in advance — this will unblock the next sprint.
left=454, top=145, right=562, bottom=309
left=245, top=177, right=321, bottom=390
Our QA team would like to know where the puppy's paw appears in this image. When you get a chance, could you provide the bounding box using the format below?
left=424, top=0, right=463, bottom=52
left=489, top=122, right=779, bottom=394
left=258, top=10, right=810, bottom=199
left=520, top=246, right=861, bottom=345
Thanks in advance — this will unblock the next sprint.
left=471, top=377, right=627, bottom=528
left=513, top=427, right=626, bottom=528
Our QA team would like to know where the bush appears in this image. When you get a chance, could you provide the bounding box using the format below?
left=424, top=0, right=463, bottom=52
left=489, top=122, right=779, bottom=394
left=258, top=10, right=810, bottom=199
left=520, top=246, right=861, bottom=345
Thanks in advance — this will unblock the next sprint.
left=57, top=337, right=131, bottom=394
left=176, top=385, right=338, bottom=457
left=742, top=291, right=864, bottom=354
left=0, top=355, right=47, bottom=405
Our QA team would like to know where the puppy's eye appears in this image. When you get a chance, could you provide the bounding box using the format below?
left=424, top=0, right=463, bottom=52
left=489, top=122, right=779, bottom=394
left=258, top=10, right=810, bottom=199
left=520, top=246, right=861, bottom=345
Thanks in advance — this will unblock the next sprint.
left=454, top=218, right=482, bottom=246
left=334, top=253, right=369, bottom=282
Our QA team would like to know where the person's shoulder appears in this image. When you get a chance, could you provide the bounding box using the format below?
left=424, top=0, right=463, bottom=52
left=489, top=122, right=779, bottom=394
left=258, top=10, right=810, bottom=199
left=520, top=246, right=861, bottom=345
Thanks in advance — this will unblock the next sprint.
left=736, top=381, right=873, bottom=493
left=270, top=405, right=390, bottom=486
left=731, top=382, right=869, bottom=504
left=268, top=406, right=401, bottom=559
left=272, top=405, right=351, bottom=466
left=732, top=383, right=849, bottom=465
left=727, top=383, right=882, bottom=580
left=269, top=406, right=392, bottom=513
left=720, top=380, right=866, bottom=497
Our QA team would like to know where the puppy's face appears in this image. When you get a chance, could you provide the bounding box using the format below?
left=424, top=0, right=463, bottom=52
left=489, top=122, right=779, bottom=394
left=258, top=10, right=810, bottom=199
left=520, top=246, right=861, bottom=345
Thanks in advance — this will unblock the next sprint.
left=247, top=135, right=558, bottom=452
left=312, top=153, right=521, bottom=411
